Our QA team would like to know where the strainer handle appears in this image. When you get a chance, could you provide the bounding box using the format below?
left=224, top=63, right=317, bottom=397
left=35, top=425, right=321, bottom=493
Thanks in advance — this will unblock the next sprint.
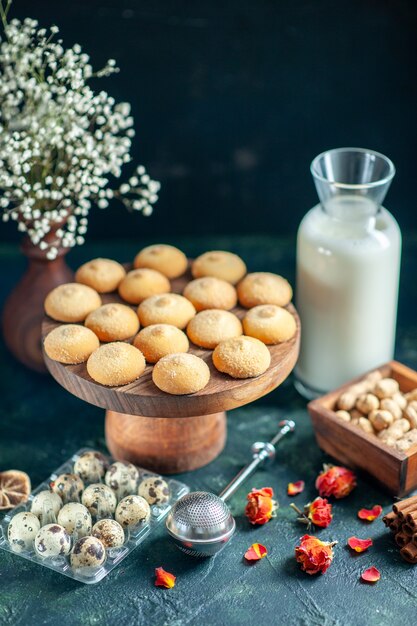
left=219, top=419, right=295, bottom=502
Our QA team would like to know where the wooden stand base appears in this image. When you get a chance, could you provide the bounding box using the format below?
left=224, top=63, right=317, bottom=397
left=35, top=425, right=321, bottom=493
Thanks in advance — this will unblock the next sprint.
left=105, top=410, right=227, bottom=474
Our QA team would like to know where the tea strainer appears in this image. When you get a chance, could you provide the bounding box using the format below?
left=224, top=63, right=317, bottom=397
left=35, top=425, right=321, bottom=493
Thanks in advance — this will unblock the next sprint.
left=166, top=419, right=295, bottom=557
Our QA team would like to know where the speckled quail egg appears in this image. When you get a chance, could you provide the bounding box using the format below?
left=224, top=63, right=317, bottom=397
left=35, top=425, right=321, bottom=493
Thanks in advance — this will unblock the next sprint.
left=138, top=476, right=170, bottom=505
left=73, top=450, right=109, bottom=483
left=30, top=490, right=63, bottom=519
left=50, top=473, right=84, bottom=504
left=115, top=495, right=151, bottom=528
left=34, top=523, right=71, bottom=558
left=7, top=512, right=40, bottom=553
left=57, top=503, right=92, bottom=537
left=81, top=483, right=117, bottom=518
left=71, top=536, right=106, bottom=570
left=92, top=519, right=125, bottom=549
left=105, top=461, right=139, bottom=498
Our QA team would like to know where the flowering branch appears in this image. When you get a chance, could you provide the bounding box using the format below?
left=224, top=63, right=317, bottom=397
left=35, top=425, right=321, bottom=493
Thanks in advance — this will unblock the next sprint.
left=0, top=3, right=159, bottom=259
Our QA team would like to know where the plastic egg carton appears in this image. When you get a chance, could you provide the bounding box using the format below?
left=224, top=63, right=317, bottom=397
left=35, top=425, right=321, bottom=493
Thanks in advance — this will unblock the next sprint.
left=0, top=448, right=189, bottom=584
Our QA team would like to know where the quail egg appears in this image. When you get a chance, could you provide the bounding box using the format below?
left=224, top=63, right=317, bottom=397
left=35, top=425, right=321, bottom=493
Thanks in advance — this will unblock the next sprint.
left=115, top=495, right=150, bottom=528
left=57, top=503, right=92, bottom=537
left=71, top=536, right=106, bottom=570
left=73, top=450, right=109, bottom=483
left=81, top=483, right=117, bottom=517
left=34, top=523, right=71, bottom=558
left=50, top=473, right=84, bottom=504
left=30, top=490, right=63, bottom=519
left=7, top=512, right=40, bottom=553
left=105, top=461, right=139, bottom=498
left=92, top=519, right=125, bottom=549
left=138, top=476, right=170, bottom=505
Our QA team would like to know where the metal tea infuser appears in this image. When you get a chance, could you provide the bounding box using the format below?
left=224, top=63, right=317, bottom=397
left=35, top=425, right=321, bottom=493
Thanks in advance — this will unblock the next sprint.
left=166, top=419, right=295, bottom=557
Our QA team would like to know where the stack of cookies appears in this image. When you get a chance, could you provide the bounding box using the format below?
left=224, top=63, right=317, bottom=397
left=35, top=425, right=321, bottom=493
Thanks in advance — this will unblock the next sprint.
left=43, top=244, right=297, bottom=395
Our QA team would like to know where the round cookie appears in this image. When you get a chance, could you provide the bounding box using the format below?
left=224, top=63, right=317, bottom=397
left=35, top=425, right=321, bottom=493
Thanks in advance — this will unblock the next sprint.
left=118, top=268, right=170, bottom=305
left=183, top=277, right=237, bottom=311
left=212, top=335, right=271, bottom=379
left=87, top=342, right=146, bottom=386
left=187, top=309, right=242, bottom=349
left=152, top=353, right=210, bottom=395
left=44, top=324, right=99, bottom=364
left=138, top=294, right=196, bottom=329
left=243, top=305, right=296, bottom=344
left=44, top=283, right=101, bottom=323
left=75, top=258, right=126, bottom=293
left=237, top=272, right=292, bottom=308
left=133, top=324, right=189, bottom=363
left=133, top=244, right=188, bottom=279
left=192, top=251, right=246, bottom=285
left=85, top=303, right=139, bottom=342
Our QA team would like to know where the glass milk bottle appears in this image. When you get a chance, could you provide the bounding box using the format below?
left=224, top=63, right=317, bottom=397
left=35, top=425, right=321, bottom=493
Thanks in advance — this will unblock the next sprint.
left=294, top=147, right=401, bottom=398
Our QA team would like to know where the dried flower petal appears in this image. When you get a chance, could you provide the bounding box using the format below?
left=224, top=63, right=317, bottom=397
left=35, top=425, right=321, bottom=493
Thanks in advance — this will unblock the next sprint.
left=155, top=567, right=176, bottom=588
left=244, top=543, right=268, bottom=561
left=295, top=534, right=336, bottom=575
left=288, top=481, right=305, bottom=496
left=245, top=487, right=278, bottom=525
left=315, top=464, right=356, bottom=499
left=357, top=505, right=383, bottom=522
left=347, top=537, right=373, bottom=553
left=361, top=566, right=380, bottom=583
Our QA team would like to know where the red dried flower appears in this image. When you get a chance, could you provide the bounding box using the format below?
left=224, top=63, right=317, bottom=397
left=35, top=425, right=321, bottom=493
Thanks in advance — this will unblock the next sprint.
left=357, top=505, right=382, bottom=522
left=315, top=464, right=356, bottom=499
left=295, top=534, right=336, bottom=575
left=154, top=567, right=176, bottom=589
left=307, top=497, right=333, bottom=528
left=245, top=487, right=277, bottom=525
left=347, top=537, right=373, bottom=553
left=361, top=566, right=380, bottom=583
left=287, top=481, right=305, bottom=496
left=244, top=543, right=268, bottom=561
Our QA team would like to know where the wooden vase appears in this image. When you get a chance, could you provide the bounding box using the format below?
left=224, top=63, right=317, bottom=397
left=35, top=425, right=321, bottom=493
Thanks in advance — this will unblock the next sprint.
left=2, top=233, right=73, bottom=373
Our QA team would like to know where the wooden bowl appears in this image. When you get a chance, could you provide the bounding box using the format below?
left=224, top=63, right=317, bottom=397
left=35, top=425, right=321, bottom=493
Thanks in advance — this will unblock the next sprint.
left=308, top=360, right=417, bottom=496
left=42, top=264, right=300, bottom=473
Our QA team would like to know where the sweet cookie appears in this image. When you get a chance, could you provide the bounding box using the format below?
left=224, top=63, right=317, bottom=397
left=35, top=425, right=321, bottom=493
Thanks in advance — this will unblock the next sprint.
left=152, top=353, right=210, bottom=395
left=133, top=324, right=189, bottom=363
left=118, top=268, right=170, bottom=305
left=212, top=335, right=271, bottom=378
left=237, top=272, right=292, bottom=308
left=187, top=309, right=242, bottom=349
left=191, top=251, right=246, bottom=285
left=44, top=324, right=100, bottom=364
left=183, top=277, right=237, bottom=311
left=242, top=304, right=296, bottom=344
left=87, top=342, right=146, bottom=386
left=138, top=294, right=196, bottom=329
left=133, top=244, right=188, bottom=279
left=44, top=283, right=101, bottom=322
left=75, top=258, right=126, bottom=293
left=85, top=303, right=139, bottom=342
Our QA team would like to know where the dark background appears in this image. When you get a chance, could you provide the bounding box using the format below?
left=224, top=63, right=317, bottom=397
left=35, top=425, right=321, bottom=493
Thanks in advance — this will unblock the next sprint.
left=1, top=0, right=417, bottom=245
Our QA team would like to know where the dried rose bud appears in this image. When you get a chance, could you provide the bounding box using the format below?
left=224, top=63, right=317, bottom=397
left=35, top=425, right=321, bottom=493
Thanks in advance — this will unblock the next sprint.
left=295, top=534, right=336, bottom=575
left=307, top=497, right=333, bottom=528
left=245, top=487, right=278, bottom=525
left=315, top=464, right=356, bottom=499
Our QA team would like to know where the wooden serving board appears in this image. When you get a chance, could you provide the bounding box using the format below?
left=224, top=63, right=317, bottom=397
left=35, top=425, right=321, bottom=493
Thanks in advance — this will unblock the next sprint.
left=42, top=265, right=300, bottom=472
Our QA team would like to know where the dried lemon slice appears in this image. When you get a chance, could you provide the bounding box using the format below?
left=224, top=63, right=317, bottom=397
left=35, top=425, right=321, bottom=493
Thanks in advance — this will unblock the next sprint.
left=0, top=470, right=31, bottom=510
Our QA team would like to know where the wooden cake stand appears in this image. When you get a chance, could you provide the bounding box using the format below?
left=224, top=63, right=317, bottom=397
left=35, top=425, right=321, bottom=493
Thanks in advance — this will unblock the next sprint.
left=42, top=269, right=300, bottom=474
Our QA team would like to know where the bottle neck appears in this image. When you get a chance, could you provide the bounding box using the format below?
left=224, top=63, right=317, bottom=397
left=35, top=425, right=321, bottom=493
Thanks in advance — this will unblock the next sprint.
left=320, top=195, right=379, bottom=230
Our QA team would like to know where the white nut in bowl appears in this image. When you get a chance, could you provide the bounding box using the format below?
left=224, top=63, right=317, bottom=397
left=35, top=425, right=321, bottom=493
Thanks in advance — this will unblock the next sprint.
left=30, top=490, right=62, bottom=518
left=374, top=378, right=400, bottom=399
left=335, top=410, right=351, bottom=422
left=357, top=417, right=374, bottom=434
left=105, top=461, right=139, bottom=498
left=115, top=495, right=150, bottom=528
left=92, top=519, right=125, bottom=549
left=369, top=409, right=394, bottom=431
left=404, top=402, right=417, bottom=429
left=73, top=450, right=109, bottom=483
left=8, top=512, right=40, bottom=553
left=57, top=503, right=92, bottom=536
left=380, top=398, right=402, bottom=420
left=71, top=536, right=106, bottom=570
left=356, top=393, right=379, bottom=415
left=81, top=484, right=117, bottom=518
left=34, top=523, right=71, bottom=558
left=337, top=392, right=357, bottom=411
